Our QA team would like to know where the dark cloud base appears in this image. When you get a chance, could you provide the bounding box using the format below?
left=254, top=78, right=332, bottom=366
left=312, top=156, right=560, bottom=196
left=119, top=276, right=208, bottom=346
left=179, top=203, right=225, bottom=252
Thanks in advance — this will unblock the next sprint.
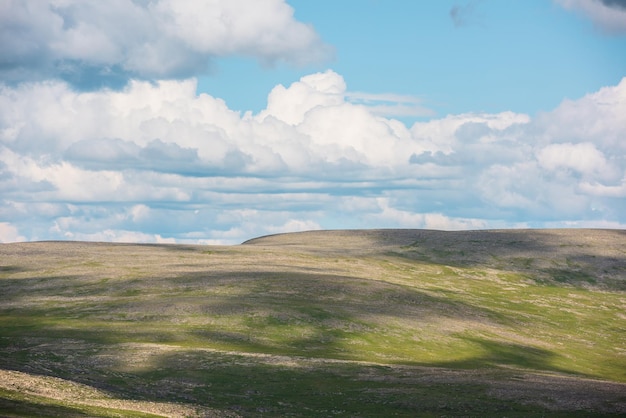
left=601, top=0, right=626, bottom=10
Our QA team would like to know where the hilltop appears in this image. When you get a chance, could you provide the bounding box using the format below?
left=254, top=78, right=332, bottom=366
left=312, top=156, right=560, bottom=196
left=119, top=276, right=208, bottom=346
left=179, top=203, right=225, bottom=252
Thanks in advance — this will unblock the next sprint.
left=245, top=228, right=626, bottom=289
left=0, top=229, right=625, bottom=416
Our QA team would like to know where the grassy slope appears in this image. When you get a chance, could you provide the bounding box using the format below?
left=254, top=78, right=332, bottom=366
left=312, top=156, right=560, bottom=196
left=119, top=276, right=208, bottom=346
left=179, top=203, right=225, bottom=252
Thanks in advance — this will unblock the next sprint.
left=0, top=229, right=624, bottom=416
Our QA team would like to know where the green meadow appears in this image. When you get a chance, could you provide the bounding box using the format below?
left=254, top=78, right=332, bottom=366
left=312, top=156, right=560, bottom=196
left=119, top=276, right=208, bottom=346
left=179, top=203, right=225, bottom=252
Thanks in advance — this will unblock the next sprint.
left=0, top=229, right=625, bottom=416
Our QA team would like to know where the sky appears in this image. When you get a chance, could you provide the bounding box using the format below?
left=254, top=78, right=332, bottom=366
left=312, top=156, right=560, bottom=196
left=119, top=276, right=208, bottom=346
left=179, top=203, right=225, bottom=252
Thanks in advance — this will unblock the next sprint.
left=0, top=0, right=625, bottom=244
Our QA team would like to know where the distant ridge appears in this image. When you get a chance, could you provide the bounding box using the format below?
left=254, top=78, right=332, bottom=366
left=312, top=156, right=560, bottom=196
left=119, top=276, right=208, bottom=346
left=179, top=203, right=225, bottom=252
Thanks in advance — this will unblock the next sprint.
left=244, top=228, right=626, bottom=290
left=243, top=228, right=625, bottom=247
left=242, top=228, right=625, bottom=253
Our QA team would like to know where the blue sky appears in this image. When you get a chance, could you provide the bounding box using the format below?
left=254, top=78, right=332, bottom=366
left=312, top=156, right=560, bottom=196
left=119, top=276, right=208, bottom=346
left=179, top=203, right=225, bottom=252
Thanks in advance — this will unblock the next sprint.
left=200, top=1, right=626, bottom=118
left=1, top=0, right=625, bottom=244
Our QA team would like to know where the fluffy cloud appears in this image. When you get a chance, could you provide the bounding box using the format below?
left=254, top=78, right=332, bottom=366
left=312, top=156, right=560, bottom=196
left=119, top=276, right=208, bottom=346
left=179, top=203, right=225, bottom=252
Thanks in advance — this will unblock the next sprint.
left=555, top=0, right=626, bottom=34
left=536, top=142, right=615, bottom=179
left=0, top=0, right=331, bottom=88
left=0, top=71, right=625, bottom=243
left=0, top=222, right=26, bottom=243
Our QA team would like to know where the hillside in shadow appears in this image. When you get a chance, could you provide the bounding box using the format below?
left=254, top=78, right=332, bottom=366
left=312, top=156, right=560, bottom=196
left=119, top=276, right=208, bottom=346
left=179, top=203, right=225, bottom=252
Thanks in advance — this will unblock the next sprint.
left=245, top=229, right=626, bottom=290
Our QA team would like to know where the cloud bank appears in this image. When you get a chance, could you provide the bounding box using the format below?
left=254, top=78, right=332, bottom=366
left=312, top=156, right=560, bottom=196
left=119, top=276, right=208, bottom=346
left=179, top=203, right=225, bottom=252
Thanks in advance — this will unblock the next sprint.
left=0, top=0, right=331, bottom=88
left=1, top=71, right=625, bottom=243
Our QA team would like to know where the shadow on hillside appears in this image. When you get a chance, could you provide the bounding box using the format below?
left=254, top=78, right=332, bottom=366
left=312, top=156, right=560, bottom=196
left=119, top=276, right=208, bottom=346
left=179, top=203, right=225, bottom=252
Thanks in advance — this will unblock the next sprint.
left=0, top=265, right=28, bottom=274
left=0, top=267, right=597, bottom=378
left=424, top=337, right=560, bottom=370
left=115, top=339, right=610, bottom=416
left=403, top=230, right=626, bottom=290
left=251, top=229, right=626, bottom=290
left=2, top=331, right=621, bottom=416
left=0, top=268, right=513, bottom=337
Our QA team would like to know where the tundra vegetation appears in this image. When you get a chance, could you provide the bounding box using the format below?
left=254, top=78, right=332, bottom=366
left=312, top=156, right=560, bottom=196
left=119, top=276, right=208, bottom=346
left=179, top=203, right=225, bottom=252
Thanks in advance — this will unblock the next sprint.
left=0, top=229, right=625, bottom=417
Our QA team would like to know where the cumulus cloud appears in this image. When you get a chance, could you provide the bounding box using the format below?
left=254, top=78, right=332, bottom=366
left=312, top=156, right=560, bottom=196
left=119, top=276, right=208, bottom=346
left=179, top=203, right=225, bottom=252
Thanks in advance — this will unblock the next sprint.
left=0, top=70, right=625, bottom=243
left=0, top=0, right=331, bottom=88
left=555, top=0, right=626, bottom=34
left=536, top=142, right=616, bottom=179
left=57, top=228, right=178, bottom=244
left=259, top=70, right=346, bottom=125
left=0, top=222, right=26, bottom=243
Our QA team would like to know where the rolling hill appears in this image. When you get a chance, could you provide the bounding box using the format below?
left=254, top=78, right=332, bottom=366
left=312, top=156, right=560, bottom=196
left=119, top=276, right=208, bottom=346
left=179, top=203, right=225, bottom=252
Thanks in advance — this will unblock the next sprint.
left=0, top=229, right=625, bottom=416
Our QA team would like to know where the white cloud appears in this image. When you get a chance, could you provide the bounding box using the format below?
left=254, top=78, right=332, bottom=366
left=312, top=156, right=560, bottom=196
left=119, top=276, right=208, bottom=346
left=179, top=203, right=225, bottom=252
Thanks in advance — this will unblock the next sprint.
left=536, top=142, right=614, bottom=178
left=366, top=198, right=487, bottom=230
left=409, top=111, right=531, bottom=157
left=264, top=219, right=322, bottom=235
left=534, top=77, right=626, bottom=150
left=258, top=70, right=346, bottom=125
left=579, top=177, right=626, bottom=197
left=0, top=0, right=331, bottom=86
left=0, top=222, right=26, bottom=243
left=0, top=71, right=625, bottom=243
left=555, top=0, right=626, bottom=34
left=551, top=219, right=626, bottom=229
left=63, top=229, right=177, bottom=244
left=477, top=163, right=543, bottom=211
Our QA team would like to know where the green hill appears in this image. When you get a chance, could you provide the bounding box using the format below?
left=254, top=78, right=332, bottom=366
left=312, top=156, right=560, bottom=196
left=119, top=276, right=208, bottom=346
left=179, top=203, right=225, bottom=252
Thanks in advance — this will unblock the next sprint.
left=1, top=229, right=625, bottom=416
